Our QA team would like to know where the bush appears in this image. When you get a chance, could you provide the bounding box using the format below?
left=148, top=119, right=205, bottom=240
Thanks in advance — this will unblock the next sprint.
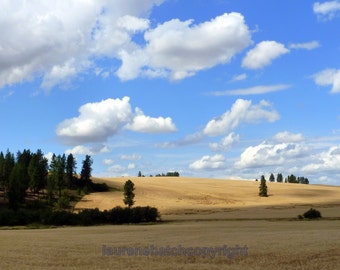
left=55, top=194, right=71, bottom=210
left=303, top=208, right=322, bottom=219
left=41, top=210, right=77, bottom=226
left=90, top=182, right=109, bottom=192
left=78, top=208, right=106, bottom=226
left=0, top=205, right=160, bottom=227
left=0, top=208, right=41, bottom=226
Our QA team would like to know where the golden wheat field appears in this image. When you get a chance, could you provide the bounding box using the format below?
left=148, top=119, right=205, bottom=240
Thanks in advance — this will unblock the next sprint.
left=1, top=177, right=340, bottom=270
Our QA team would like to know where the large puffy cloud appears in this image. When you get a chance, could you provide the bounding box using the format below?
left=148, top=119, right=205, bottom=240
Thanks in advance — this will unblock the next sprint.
left=242, top=41, right=289, bottom=69
left=0, top=0, right=164, bottom=89
left=56, top=96, right=177, bottom=145
left=313, top=68, right=340, bottom=93
left=189, top=154, right=226, bottom=170
left=235, top=141, right=308, bottom=169
left=203, top=99, right=279, bottom=136
left=313, top=1, right=340, bottom=20
left=302, top=146, right=340, bottom=173
left=125, top=108, right=177, bottom=133
left=0, top=3, right=252, bottom=89
left=118, top=12, right=252, bottom=81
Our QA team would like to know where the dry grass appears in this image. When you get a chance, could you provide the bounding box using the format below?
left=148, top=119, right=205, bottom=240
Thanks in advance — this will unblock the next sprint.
left=76, top=177, right=340, bottom=220
left=0, top=220, right=339, bottom=269
left=1, top=177, right=340, bottom=269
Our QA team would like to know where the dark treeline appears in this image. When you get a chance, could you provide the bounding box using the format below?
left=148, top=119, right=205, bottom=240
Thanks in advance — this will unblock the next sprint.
left=0, top=149, right=108, bottom=210
left=0, top=149, right=160, bottom=227
left=0, top=206, right=160, bottom=226
left=138, top=171, right=180, bottom=177
left=155, top=171, right=180, bottom=177
left=262, top=173, right=309, bottom=184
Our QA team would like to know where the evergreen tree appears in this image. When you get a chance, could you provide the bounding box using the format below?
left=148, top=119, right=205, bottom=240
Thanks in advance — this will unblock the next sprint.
left=297, top=176, right=309, bottom=184
left=80, top=155, right=93, bottom=188
left=123, top=179, right=135, bottom=208
left=0, top=152, right=5, bottom=196
left=49, top=154, right=66, bottom=197
left=259, top=175, right=268, bottom=197
left=28, top=149, right=48, bottom=197
left=286, top=174, right=297, bottom=183
left=66, top=153, right=77, bottom=188
left=8, top=163, right=27, bottom=209
left=269, top=173, right=275, bottom=182
left=276, top=173, right=283, bottom=183
left=2, top=150, right=15, bottom=199
left=16, top=149, right=32, bottom=193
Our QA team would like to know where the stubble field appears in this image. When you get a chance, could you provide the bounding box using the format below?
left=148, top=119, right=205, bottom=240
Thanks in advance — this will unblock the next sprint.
left=0, top=177, right=339, bottom=269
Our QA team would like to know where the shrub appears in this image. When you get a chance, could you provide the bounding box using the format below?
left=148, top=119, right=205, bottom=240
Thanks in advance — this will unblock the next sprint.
left=55, top=194, right=71, bottom=210
left=78, top=208, right=106, bottom=226
left=90, top=182, right=109, bottom=192
left=303, top=208, right=322, bottom=219
left=41, top=210, right=77, bottom=226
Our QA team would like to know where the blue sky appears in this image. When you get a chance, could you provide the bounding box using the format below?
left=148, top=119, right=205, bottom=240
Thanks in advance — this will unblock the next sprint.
left=1, top=0, right=340, bottom=185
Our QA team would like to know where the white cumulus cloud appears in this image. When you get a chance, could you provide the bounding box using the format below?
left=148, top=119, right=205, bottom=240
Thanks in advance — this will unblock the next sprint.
left=235, top=142, right=308, bottom=169
left=56, top=96, right=177, bottom=145
left=313, top=68, right=340, bottom=93
left=203, top=99, right=280, bottom=136
left=118, top=12, right=252, bottom=81
left=302, top=145, right=340, bottom=173
left=125, top=108, right=177, bottom=133
left=0, top=0, right=164, bottom=90
left=65, top=144, right=109, bottom=155
left=209, top=132, right=240, bottom=151
left=313, top=1, right=340, bottom=20
left=273, top=131, right=304, bottom=143
left=242, top=41, right=289, bottom=69
left=189, top=154, right=226, bottom=170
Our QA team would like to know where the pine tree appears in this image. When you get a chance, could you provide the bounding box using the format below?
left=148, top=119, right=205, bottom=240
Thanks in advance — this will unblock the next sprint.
left=66, top=153, right=77, bottom=188
left=8, top=163, right=27, bottom=209
left=2, top=150, right=15, bottom=199
left=49, top=154, right=66, bottom=198
left=259, top=175, right=268, bottom=197
left=28, top=149, right=48, bottom=198
left=123, top=179, right=135, bottom=208
left=269, top=173, right=275, bottom=182
left=80, top=155, right=93, bottom=189
left=276, top=173, right=283, bottom=183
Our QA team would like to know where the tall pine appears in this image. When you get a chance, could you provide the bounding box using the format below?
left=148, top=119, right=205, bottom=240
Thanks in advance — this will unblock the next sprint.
left=259, top=175, right=268, bottom=197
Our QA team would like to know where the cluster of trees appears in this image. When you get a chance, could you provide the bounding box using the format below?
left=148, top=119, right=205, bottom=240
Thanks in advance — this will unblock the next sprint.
left=0, top=206, right=160, bottom=226
left=0, top=176, right=160, bottom=226
left=265, top=173, right=309, bottom=184
left=257, top=173, right=310, bottom=197
left=0, top=149, right=107, bottom=210
left=155, top=171, right=180, bottom=177
left=138, top=171, right=180, bottom=177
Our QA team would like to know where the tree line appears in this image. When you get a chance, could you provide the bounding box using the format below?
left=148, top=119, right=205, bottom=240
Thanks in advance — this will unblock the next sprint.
left=258, top=173, right=309, bottom=184
left=138, top=171, right=180, bottom=177
left=0, top=149, right=107, bottom=210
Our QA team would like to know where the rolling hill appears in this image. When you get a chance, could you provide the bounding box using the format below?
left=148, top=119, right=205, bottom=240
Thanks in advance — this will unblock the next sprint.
left=75, top=177, right=340, bottom=220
